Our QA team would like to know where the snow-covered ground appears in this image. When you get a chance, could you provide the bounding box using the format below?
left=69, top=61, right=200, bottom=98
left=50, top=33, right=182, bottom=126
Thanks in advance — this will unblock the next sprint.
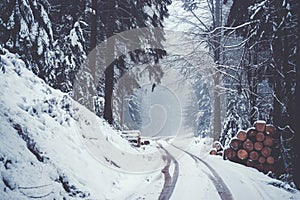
left=1, top=49, right=299, bottom=199
left=0, top=49, right=164, bottom=199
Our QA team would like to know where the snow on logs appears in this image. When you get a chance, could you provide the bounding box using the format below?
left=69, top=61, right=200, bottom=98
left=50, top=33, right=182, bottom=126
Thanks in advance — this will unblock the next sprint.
left=209, top=141, right=224, bottom=156
left=211, top=121, right=282, bottom=175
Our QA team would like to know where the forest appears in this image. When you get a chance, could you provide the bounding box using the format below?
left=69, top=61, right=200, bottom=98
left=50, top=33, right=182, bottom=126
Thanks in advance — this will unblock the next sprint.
left=0, top=0, right=299, bottom=196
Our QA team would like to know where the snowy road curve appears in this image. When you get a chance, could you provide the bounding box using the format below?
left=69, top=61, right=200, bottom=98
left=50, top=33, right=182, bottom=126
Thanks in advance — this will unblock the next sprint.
left=171, top=144, right=233, bottom=200
left=157, top=144, right=179, bottom=200
left=156, top=142, right=233, bottom=200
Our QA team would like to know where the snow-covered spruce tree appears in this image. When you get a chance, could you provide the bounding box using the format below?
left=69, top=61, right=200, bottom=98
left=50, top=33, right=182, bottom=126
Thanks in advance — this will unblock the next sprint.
left=94, top=0, right=171, bottom=125
left=193, top=76, right=212, bottom=138
left=0, top=0, right=54, bottom=78
left=0, top=0, right=88, bottom=93
left=48, top=0, right=88, bottom=93
left=219, top=96, right=247, bottom=146
left=50, top=21, right=87, bottom=93
left=252, top=0, right=297, bottom=185
left=227, top=0, right=298, bottom=185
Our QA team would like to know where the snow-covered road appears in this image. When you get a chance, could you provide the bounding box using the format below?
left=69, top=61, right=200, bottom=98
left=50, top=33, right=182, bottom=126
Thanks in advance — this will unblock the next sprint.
left=155, top=140, right=232, bottom=200
left=152, top=139, right=299, bottom=200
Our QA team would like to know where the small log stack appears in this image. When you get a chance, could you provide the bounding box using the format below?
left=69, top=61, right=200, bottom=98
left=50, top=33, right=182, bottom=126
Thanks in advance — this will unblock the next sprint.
left=209, top=141, right=224, bottom=156
left=217, top=121, right=283, bottom=175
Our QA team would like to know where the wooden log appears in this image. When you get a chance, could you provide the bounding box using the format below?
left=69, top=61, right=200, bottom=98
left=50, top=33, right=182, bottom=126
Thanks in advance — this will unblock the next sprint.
left=254, top=120, right=266, bottom=132
left=263, top=164, right=275, bottom=174
left=266, top=124, right=280, bottom=139
left=263, top=135, right=274, bottom=147
left=223, top=148, right=236, bottom=160
left=216, top=151, right=223, bottom=156
left=271, top=148, right=281, bottom=158
left=249, top=151, right=259, bottom=161
left=237, top=130, right=247, bottom=141
left=254, top=142, right=264, bottom=151
left=209, top=148, right=217, bottom=155
left=266, top=156, right=275, bottom=165
left=256, top=132, right=265, bottom=142
left=213, top=141, right=223, bottom=151
left=258, top=156, right=266, bottom=164
left=272, top=139, right=281, bottom=149
left=254, top=163, right=264, bottom=171
left=243, top=139, right=254, bottom=152
left=261, top=147, right=272, bottom=157
left=237, top=149, right=248, bottom=160
left=246, top=159, right=255, bottom=167
left=246, top=127, right=257, bottom=141
left=144, top=140, right=150, bottom=145
left=229, top=138, right=240, bottom=150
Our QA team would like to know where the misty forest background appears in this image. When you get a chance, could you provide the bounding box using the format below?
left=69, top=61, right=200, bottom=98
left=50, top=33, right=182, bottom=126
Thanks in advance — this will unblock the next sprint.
left=0, top=0, right=299, bottom=189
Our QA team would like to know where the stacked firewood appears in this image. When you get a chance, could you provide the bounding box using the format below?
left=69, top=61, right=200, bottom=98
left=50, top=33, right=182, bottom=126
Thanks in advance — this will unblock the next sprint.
left=222, top=121, right=282, bottom=174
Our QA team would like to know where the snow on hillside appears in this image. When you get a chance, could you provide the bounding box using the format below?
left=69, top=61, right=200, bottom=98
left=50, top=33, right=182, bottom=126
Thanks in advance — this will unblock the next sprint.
left=1, top=48, right=299, bottom=200
left=0, top=49, right=163, bottom=199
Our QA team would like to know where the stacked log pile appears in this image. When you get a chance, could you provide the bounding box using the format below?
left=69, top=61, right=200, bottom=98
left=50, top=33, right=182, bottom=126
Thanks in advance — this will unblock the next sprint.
left=221, top=121, right=283, bottom=175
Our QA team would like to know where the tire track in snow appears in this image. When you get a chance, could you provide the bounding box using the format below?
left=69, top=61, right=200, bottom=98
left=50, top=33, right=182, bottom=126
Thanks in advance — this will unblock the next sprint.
left=157, top=144, right=179, bottom=200
left=171, top=144, right=233, bottom=200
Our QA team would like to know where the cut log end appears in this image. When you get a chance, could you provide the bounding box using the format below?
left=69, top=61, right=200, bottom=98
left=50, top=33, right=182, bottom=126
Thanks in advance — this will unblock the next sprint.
left=249, top=151, right=259, bottom=161
left=247, top=128, right=257, bottom=141
left=266, top=124, right=280, bottom=139
left=266, top=156, right=275, bottom=165
left=256, top=132, right=265, bottom=142
left=243, top=139, right=254, bottom=152
left=209, top=149, right=217, bottom=155
left=229, top=138, right=240, bottom=150
left=237, top=130, right=247, bottom=141
left=223, top=148, right=237, bottom=160
left=237, top=149, right=248, bottom=160
left=254, top=120, right=266, bottom=132
left=263, top=136, right=274, bottom=147
left=258, top=156, right=266, bottom=164
left=254, top=142, right=263, bottom=151
left=261, top=147, right=272, bottom=157
left=266, top=124, right=276, bottom=133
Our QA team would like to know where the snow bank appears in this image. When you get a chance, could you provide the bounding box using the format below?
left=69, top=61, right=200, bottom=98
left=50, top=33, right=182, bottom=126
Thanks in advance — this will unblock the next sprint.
left=0, top=49, right=161, bottom=199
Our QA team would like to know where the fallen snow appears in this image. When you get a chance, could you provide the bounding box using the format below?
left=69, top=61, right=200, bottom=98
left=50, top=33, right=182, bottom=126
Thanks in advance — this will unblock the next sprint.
left=1, top=48, right=299, bottom=200
left=0, top=49, right=163, bottom=199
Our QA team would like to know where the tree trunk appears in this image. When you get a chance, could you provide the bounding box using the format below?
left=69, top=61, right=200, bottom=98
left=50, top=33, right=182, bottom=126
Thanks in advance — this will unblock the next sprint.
left=213, top=72, right=222, bottom=140
left=295, top=37, right=300, bottom=189
left=86, top=0, right=97, bottom=111
left=103, top=0, right=116, bottom=124
left=90, top=0, right=97, bottom=52
left=212, top=0, right=222, bottom=140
